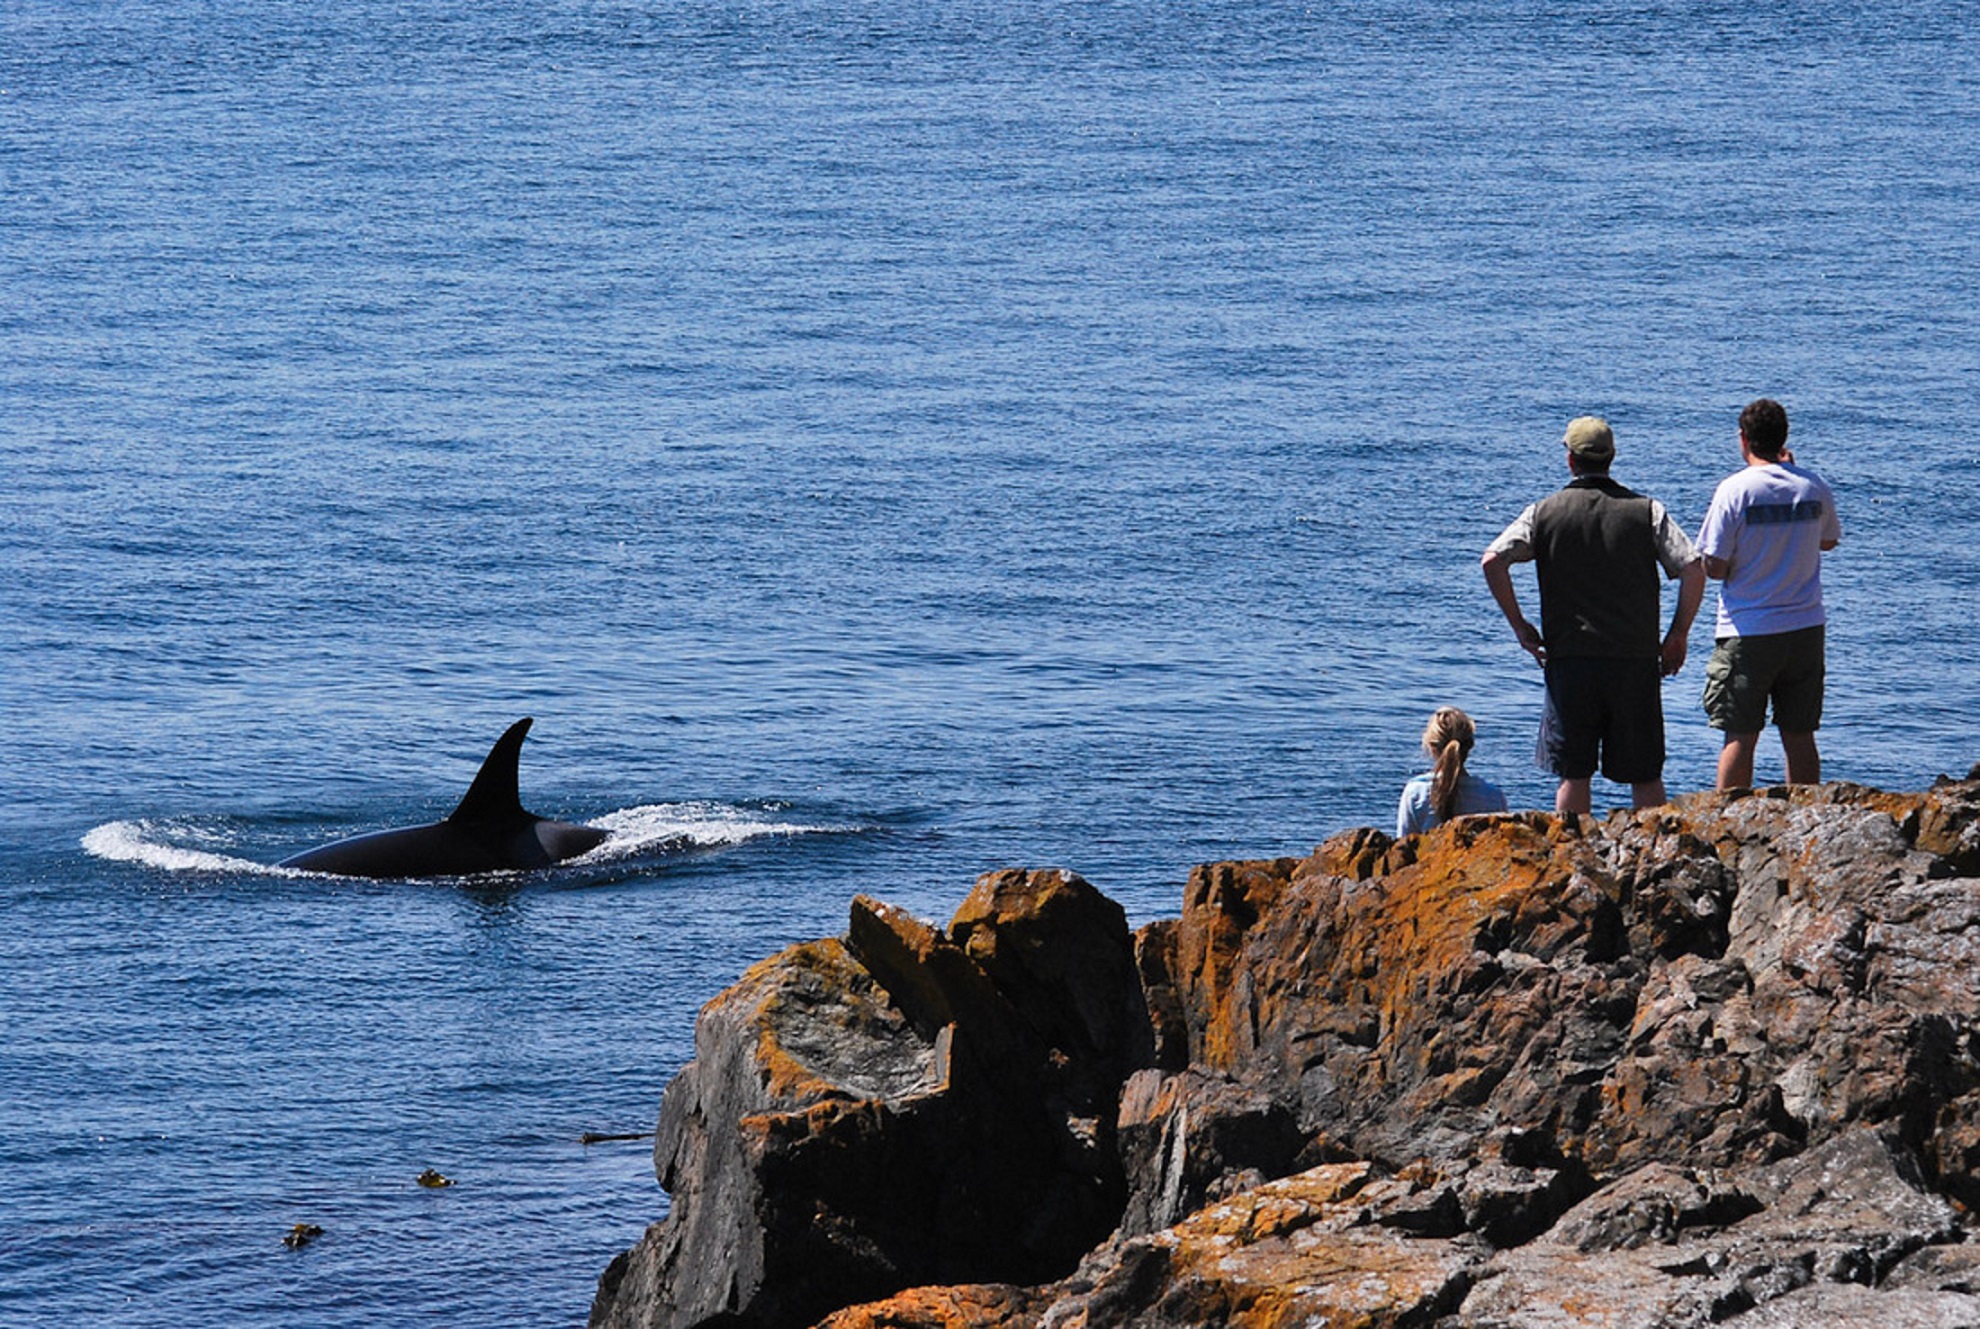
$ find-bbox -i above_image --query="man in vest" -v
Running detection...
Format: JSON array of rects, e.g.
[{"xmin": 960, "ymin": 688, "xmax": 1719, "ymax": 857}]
[
  {"xmin": 1696, "ymin": 398, "xmax": 1842, "ymax": 789},
  {"xmin": 1481, "ymin": 417, "xmax": 1706, "ymax": 815}
]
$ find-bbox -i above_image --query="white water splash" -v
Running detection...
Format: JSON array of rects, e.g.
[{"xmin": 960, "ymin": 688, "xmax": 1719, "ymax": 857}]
[
  {"xmin": 80, "ymin": 821, "xmax": 282, "ymax": 875},
  {"xmin": 584, "ymin": 801, "xmax": 849, "ymax": 859}
]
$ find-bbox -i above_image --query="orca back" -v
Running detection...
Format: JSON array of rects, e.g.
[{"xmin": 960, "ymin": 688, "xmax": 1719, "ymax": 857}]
[{"xmin": 276, "ymin": 718, "xmax": 609, "ymax": 878}]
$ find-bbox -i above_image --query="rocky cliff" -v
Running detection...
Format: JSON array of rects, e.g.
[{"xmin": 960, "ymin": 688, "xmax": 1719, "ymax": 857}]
[{"xmin": 592, "ymin": 770, "xmax": 1980, "ymax": 1328}]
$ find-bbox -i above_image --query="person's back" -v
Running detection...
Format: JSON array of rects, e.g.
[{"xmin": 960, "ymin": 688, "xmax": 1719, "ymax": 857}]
[
  {"xmin": 1696, "ymin": 398, "xmax": 1842, "ymax": 789},
  {"xmin": 1528, "ymin": 476, "xmax": 1665, "ymax": 659},
  {"xmin": 1397, "ymin": 770, "xmax": 1508, "ymax": 837},
  {"xmin": 1397, "ymin": 707, "xmax": 1507, "ymax": 837},
  {"xmin": 1699, "ymin": 460, "xmax": 1836, "ymax": 637},
  {"xmin": 1481, "ymin": 416, "xmax": 1703, "ymax": 815}
]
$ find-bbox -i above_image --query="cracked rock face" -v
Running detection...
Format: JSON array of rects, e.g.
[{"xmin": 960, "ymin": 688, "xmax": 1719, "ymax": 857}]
[
  {"xmin": 590, "ymin": 869, "xmax": 1149, "ymax": 1329},
  {"xmin": 1462, "ymin": 1129, "xmax": 1964, "ymax": 1328},
  {"xmin": 1144, "ymin": 779, "xmax": 1980, "ymax": 1192},
  {"xmin": 595, "ymin": 771, "xmax": 1980, "ymax": 1328}
]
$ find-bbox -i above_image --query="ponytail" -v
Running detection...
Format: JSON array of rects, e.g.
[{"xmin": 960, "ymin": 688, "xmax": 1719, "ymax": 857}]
[{"xmin": 1422, "ymin": 708, "xmax": 1477, "ymax": 823}]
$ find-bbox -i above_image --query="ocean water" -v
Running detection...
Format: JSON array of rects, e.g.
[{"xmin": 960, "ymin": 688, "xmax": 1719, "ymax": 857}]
[{"xmin": 4, "ymin": 1, "xmax": 1977, "ymax": 1323}]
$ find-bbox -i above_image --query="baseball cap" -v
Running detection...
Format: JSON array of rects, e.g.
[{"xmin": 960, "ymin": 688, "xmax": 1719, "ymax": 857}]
[{"xmin": 1563, "ymin": 416, "xmax": 1615, "ymax": 461}]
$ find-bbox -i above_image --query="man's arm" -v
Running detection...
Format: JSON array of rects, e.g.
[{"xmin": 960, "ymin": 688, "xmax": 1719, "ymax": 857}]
[
  {"xmin": 1481, "ymin": 550, "xmax": 1546, "ymax": 665},
  {"xmin": 1661, "ymin": 558, "xmax": 1705, "ymax": 677},
  {"xmin": 1702, "ymin": 554, "xmax": 1731, "ymax": 580}
]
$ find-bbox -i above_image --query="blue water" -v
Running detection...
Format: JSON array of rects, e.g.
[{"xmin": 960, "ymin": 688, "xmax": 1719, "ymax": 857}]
[{"xmin": 5, "ymin": 1, "xmax": 1978, "ymax": 1324}]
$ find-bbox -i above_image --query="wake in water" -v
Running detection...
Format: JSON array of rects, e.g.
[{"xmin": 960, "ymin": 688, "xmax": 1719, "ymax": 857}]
[
  {"xmin": 82, "ymin": 803, "xmax": 852, "ymax": 879},
  {"xmin": 80, "ymin": 819, "xmax": 271, "ymax": 875},
  {"xmin": 588, "ymin": 801, "xmax": 843, "ymax": 854}
]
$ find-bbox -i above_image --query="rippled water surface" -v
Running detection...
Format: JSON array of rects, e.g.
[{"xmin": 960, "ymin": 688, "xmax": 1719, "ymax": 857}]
[{"xmin": 5, "ymin": 1, "xmax": 1978, "ymax": 1323}]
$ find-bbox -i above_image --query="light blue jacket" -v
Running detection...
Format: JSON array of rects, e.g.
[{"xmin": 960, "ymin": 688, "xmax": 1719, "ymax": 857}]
[{"xmin": 1397, "ymin": 771, "xmax": 1509, "ymax": 838}]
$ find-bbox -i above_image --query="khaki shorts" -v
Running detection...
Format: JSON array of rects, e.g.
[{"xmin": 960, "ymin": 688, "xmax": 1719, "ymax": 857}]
[{"xmin": 1702, "ymin": 625, "xmax": 1826, "ymax": 735}]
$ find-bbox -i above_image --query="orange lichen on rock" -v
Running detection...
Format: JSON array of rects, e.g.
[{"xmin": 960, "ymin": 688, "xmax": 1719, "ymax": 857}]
[
  {"xmin": 810, "ymin": 1283, "xmax": 1043, "ymax": 1329},
  {"xmin": 595, "ymin": 769, "xmax": 1980, "ymax": 1329},
  {"xmin": 1047, "ymin": 1163, "xmax": 1476, "ymax": 1329},
  {"xmin": 738, "ymin": 938, "xmax": 934, "ymax": 1107},
  {"xmin": 1168, "ymin": 813, "xmax": 1625, "ymax": 1143}
]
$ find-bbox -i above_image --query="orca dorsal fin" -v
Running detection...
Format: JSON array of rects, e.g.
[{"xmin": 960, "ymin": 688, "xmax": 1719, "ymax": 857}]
[{"xmin": 448, "ymin": 718, "xmax": 536, "ymax": 825}]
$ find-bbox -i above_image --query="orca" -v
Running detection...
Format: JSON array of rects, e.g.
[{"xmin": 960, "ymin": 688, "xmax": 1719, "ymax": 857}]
[{"xmin": 278, "ymin": 718, "xmax": 610, "ymax": 878}]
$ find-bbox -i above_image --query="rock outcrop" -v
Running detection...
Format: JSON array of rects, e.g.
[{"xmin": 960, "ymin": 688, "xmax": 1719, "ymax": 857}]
[
  {"xmin": 591, "ymin": 868, "xmax": 1150, "ymax": 1329},
  {"xmin": 593, "ymin": 770, "xmax": 1980, "ymax": 1328}
]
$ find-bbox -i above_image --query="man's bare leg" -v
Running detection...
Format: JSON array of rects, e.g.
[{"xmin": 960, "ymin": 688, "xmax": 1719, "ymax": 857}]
[
  {"xmin": 1557, "ymin": 778, "xmax": 1593, "ymax": 815},
  {"xmin": 1630, "ymin": 779, "xmax": 1668, "ymax": 810},
  {"xmin": 1717, "ymin": 732, "xmax": 1760, "ymax": 789},
  {"xmin": 1780, "ymin": 731, "xmax": 1821, "ymax": 785}
]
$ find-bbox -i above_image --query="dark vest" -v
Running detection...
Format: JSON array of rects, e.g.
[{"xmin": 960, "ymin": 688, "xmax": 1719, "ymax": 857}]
[{"xmin": 1530, "ymin": 476, "xmax": 1662, "ymax": 659}]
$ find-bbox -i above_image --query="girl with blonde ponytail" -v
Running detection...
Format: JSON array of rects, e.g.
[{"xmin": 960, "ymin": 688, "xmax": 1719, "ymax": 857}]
[{"xmin": 1396, "ymin": 706, "xmax": 1509, "ymax": 837}]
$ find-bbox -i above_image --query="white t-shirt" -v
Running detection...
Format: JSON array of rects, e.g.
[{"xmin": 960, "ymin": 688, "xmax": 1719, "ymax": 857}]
[{"xmin": 1695, "ymin": 462, "xmax": 1841, "ymax": 638}]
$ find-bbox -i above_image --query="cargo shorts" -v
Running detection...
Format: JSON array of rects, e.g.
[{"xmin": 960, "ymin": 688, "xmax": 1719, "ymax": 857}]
[{"xmin": 1702, "ymin": 624, "xmax": 1826, "ymax": 735}]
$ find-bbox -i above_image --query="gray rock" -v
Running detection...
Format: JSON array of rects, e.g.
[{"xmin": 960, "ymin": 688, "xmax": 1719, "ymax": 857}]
[
  {"xmin": 593, "ymin": 772, "xmax": 1980, "ymax": 1329},
  {"xmin": 590, "ymin": 870, "xmax": 1149, "ymax": 1329},
  {"xmin": 1460, "ymin": 1128, "xmax": 1963, "ymax": 1326},
  {"xmin": 1729, "ymin": 1282, "xmax": 1980, "ymax": 1328}
]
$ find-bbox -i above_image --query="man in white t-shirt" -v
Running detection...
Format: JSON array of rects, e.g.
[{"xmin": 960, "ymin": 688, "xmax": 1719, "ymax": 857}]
[{"xmin": 1695, "ymin": 399, "xmax": 1842, "ymax": 789}]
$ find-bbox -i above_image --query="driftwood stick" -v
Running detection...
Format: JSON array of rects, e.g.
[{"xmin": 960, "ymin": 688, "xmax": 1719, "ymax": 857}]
[{"xmin": 580, "ymin": 1129, "xmax": 656, "ymax": 1145}]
